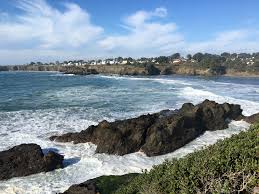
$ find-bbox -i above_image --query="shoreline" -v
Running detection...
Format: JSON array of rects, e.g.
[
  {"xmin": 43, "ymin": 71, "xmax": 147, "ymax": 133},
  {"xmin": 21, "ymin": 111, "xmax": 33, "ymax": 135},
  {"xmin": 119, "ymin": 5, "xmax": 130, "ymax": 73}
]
[
  {"xmin": 1, "ymin": 63, "xmax": 259, "ymax": 78},
  {"xmin": 2, "ymin": 70, "xmax": 259, "ymax": 78}
]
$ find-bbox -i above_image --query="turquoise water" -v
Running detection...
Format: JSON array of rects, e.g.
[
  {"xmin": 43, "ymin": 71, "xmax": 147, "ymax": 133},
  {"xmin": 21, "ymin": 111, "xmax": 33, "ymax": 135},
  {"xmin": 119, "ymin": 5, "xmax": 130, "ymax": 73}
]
[{"xmin": 0, "ymin": 72, "xmax": 259, "ymax": 193}]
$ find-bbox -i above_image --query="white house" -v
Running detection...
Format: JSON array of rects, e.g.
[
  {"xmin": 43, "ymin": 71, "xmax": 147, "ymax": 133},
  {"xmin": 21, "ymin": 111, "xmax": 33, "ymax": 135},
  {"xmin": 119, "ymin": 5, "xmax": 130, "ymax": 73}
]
[
  {"xmin": 172, "ymin": 59, "xmax": 181, "ymax": 64},
  {"xmin": 120, "ymin": 60, "xmax": 128, "ymax": 64},
  {"xmin": 110, "ymin": 60, "xmax": 115, "ymax": 64}
]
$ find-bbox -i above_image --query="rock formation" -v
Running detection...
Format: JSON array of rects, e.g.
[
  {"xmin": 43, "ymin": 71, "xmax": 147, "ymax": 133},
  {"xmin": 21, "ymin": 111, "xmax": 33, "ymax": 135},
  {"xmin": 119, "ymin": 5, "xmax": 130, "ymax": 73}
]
[
  {"xmin": 61, "ymin": 174, "xmax": 138, "ymax": 194},
  {"xmin": 0, "ymin": 144, "xmax": 64, "ymax": 180},
  {"xmin": 51, "ymin": 100, "xmax": 243, "ymax": 156},
  {"xmin": 244, "ymin": 113, "xmax": 259, "ymax": 124}
]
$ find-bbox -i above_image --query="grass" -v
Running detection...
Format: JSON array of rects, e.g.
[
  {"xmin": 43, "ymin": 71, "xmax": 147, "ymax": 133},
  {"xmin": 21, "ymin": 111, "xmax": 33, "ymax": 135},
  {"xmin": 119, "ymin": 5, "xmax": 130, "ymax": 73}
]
[{"xmin": 110, "ymin": 124, "xmax": 259, "ymax": 194}]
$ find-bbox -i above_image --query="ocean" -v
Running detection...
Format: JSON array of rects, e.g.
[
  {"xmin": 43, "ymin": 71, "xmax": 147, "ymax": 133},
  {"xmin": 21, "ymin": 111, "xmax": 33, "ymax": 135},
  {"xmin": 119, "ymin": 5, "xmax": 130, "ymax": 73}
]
[{"xmin": 0, "ymin": 71, "xmax": 259, "ymax": 193}]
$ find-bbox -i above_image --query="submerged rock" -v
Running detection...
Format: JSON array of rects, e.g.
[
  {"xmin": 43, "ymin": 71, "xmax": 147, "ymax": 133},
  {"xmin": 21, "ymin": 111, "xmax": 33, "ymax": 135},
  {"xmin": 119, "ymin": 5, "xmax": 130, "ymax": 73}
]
[
  {"xmin": 0, "ymin": 144, "xmax": 64, "ymax": 180},
  {"xmin": 51, "ymin": 100, "xmax": 243, "ymax": 156}
]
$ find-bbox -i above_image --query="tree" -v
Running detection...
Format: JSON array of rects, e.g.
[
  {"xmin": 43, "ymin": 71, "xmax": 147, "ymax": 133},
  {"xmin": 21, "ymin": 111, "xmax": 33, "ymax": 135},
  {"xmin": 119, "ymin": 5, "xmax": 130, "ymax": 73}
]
[
  {"xmin": 230, "ymin": 53, "xmax": 237, "ymax": 58},
  {"xmin": 221, "ymin": 52, "xmax": 230, "ymax": 58},
  {"xmin": 253, "ymin": 52, "xmax": 259, "ymax": 60},
  {"xmin": 127, "ymin": 57, "xmax": 133, "ymax": 62},
  {"xmin": 171, "ymin": 53, "xmax": 181, "ymax": 59},
  {"xmin": 156, "ymin": 56, "xmax": 169, "ymax": 63},
  {"xmin": 117, "ymin": 57, "xmax": 123, "ymax": 62},
  {"xmin": 193, "ymin": 53, "xmax": 204, "ymax": 62},
  {"xmin": 186, "ymin": 54, "xmax": 192, "ymax": 60},
  {"xmin": 238, "ymin": 53, "xmax": 251, "ymax": 59}
]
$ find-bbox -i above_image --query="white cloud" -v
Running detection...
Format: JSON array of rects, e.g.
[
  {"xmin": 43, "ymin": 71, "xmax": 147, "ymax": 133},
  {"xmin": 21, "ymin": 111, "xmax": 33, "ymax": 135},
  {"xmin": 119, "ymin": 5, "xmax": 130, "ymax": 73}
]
[
  {"xmin": 98, "ymin": 7, "xmax": 184, "ymax": 57},
  {"xmin": 186, "ymin": 29, "xmax": 259, "ymax": 54},
  {"xmin": 0, "ymin": 0, "xmax": 103, "ymax": 48},
  {"xmin": 0, "ymin": 1, "xmax": 259, "ymax": 65}
]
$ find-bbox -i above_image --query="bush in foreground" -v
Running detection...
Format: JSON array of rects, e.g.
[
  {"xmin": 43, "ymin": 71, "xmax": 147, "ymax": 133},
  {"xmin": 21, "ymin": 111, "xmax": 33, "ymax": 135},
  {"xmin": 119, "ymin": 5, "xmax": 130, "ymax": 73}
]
[{"xmin": 114, "ymin": 125, "xmax": 259, "ymax": 194}]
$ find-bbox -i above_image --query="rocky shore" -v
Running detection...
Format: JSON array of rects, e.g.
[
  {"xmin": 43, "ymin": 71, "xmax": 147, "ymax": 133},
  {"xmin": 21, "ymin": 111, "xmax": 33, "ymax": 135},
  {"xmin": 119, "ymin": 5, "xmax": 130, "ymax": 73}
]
[
  {"xmin": 2, "ymin": 63, "xmax": 259, "ymax": 77},
  {"xmin": 0, "ymin": 144, "xmax": 63, "ymax": 180},
  {"xmin": 1, "ymin": 100, "xmax": 258, "ymax": 193},
  {"xmin": 60, "ymin": 64, "xmax": 259, "ymax": 77},
  {"xmin": 60, "ymin": 119, "xmax": 259, "ymax": 194},
  {"xmin": 51, "ymin": 100, "xmax": 246, "ymax": 156}
]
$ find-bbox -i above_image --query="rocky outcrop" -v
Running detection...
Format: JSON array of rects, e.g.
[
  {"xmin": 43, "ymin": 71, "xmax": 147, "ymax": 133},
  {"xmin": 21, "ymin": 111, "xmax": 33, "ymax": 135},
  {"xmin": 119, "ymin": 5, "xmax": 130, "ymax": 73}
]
[
  {"xmin": 62, "ymin": 67, "xmax": 99, "ymax": 75},
  {"xmin": 51, "ymin": 100, "xmax": 243, "ymax": 156},
  {"xmin": 0, "ymin": 144, "xmax": 64, "ymax": 180},
  {"xmin": 61, "ymin": 173, "xmax": 138, "ymax": 194},
  {"xmin": 145, "ymin": 64, "xmax": 161, "ymax": 75},
  {"xmin": 244, "ymin": 113, "xmax": 259, "ymax": 124}
]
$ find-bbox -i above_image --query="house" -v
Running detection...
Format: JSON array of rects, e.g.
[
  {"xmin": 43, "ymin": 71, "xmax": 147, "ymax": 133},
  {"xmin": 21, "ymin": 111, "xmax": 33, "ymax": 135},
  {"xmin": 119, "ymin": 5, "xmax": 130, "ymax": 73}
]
[
  {"xmin": 106, "ymin": 59, "xmax": 115, "ymax": 64},
  {"xmin": 172, "ymin": 59, "xmax": 181, "ymax": 64},
  {"xmin": 247, "ymin": 61, "xmax": 254, "ymax": 65},
  {"xmin": 109, "ymin": 60, "xmax": 115, "ymax": 64},
  {"xmin": 120, "ymin": 60, "xmax": 128, "ymax": 64}
]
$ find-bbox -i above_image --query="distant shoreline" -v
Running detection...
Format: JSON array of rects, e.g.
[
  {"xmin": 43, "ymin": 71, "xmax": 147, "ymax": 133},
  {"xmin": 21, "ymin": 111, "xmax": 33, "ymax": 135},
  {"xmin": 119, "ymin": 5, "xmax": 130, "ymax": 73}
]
[{"xmin": 1, "ymin": 64, "xmax": 259, "ymax": 78}]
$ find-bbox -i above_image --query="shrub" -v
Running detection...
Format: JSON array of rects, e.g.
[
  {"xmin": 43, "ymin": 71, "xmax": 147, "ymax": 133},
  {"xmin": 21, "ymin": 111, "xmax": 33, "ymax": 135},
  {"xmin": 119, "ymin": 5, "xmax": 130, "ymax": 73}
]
[{"xmin": 115, "ymin": 125, "xmax": 259, "ymax": 194}]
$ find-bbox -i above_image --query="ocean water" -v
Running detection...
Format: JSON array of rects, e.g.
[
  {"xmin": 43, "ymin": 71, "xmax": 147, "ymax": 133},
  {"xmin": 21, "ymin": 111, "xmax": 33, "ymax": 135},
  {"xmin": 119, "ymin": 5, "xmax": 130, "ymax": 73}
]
[{"xmin": 0, "ymin": 71, "xmax": 259, "ymax": 194}]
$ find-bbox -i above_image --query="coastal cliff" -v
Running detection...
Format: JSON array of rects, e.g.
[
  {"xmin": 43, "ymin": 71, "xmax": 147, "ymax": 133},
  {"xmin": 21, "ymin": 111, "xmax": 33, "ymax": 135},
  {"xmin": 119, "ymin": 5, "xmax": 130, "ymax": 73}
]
[{"xmin": 1, "ymin": 63, "xmax": 259, "ymax": 77}]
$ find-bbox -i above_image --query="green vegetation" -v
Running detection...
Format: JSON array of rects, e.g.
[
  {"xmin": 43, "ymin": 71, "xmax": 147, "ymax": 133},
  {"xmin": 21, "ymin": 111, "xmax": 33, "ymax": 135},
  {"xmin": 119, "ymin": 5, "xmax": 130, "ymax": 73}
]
[
  {"xmin": 94, "ymin": 173, "xmax": 139, "ymax": 194},
  {"xmin": 112, "ymin": 125, "xmax": 259, "ymax": 194}
]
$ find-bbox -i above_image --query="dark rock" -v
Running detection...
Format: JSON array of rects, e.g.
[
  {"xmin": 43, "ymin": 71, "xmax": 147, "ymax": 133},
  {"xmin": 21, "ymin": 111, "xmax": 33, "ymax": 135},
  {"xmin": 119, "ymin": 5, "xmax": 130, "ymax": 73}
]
[
  {"xmin": 0, "ymin": 144, "xmax": 64, "ymax": 180},
  {"xmin": 61, "ymin": 173, "xmax": 139, "ymax": 194},
  {"xmin": 51, "ymin": 100, "xmax": 243, "ymax": 156},
  {"xmin": 145, "ymin": 64, "xmax": 161, "ymax": 75},
  {"xmin": 244, "ymin": 113, "xmax": 259, "ymax": 124},
  {"xmin": 63, "ymin": 67, "xmax": 99, "ymax": 75},
  {"xmin": 62, "ymin": 180, "xmax": 97, "ymax": 194}
]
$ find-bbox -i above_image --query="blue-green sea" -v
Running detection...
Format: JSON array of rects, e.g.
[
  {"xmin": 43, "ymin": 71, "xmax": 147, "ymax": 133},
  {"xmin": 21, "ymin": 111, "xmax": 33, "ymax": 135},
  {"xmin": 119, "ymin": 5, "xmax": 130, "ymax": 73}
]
[{"xmin": 0, "ymin": 71, "xmax": 259, "ymax": 193}]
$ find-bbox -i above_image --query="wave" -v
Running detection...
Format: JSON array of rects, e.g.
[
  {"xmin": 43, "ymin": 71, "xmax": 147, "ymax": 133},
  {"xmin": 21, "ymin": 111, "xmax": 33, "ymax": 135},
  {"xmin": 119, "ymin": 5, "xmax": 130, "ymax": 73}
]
[
  {"xmin": 99, "ymin": 75, "xmax": 193, "ymax": 86},
  {"xmin": 0, "ymin": 119, "xmax": 250, "ymax": 194},
  {"xmin": 179, "ymin": 87, "xmax": 259, "ymax": 116},
  {"xmin": 50, "ymin": 73, "xmax": 75, "ymax": 76},
  {"xmin": 0, "ymin": 74, "xmax": 258, "ymax": 193}
]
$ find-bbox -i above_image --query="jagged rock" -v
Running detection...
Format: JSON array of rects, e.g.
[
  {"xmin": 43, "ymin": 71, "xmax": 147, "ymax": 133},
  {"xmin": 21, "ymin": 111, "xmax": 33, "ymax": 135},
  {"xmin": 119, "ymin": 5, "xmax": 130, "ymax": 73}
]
[
  {"xmin": 144, "ymin": 64, "xmax": 161, "ymax": 75},
  {"xmin": 244, "ymin": 113, "xmax": 259, "ymax": 124},
  {"xmin": 61, "ymin": 174, "xmax": 138, "ymax": 194},
  {"xmin": 62, "ymin": 180, "xmax": 97, "ymax": 194},
  {"xmin": 51, "ymin": 100, "xmax": 243, "ymax": 156},
  {"xmin": 0, "ymin": 144, "xmax": 64, "ymax": 180}
]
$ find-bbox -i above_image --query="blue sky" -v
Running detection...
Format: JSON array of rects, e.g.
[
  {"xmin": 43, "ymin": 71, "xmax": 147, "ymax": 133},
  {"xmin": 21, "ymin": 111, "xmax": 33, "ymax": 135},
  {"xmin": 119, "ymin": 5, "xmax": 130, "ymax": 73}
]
[{"xmin": 0, "ymin": 0, "xmax": 259, "ymax": 65}]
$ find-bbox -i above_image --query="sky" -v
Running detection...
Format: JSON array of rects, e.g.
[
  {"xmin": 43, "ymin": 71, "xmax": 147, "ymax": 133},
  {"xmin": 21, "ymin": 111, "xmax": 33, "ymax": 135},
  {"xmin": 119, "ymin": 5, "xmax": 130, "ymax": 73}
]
[{"xmin": 0, "ymin": 0, "xmax": 259, "ymax": 65}]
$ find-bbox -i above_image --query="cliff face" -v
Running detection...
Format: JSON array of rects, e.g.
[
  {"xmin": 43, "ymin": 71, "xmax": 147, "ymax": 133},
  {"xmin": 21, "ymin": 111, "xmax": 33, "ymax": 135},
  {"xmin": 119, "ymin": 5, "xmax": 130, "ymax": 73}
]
[
  {"xmin": 61, "ymin": 64, "xmax": 215, "ymax": 76},
  {"xmin": 1, "ymin": 63, "xmax": 259, "ymax": 77},
  {"xmin": 0, "ymin": 65, "xmax": 64, "ymax": 72}
]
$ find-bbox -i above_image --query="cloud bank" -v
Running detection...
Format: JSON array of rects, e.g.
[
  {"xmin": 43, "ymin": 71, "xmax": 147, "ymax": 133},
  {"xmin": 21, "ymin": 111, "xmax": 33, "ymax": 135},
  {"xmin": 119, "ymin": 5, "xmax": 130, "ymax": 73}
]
[{"xmin": 0, "ymin": 0, "xmax": 258, "ymax": 64}]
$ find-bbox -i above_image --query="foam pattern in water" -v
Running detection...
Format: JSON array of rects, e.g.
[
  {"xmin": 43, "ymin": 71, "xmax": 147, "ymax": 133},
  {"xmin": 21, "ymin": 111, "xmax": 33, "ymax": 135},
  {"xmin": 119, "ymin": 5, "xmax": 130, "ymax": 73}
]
[{"xmin": 0, "ymin": 72, "xmax": 259, "ymax": 193}]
